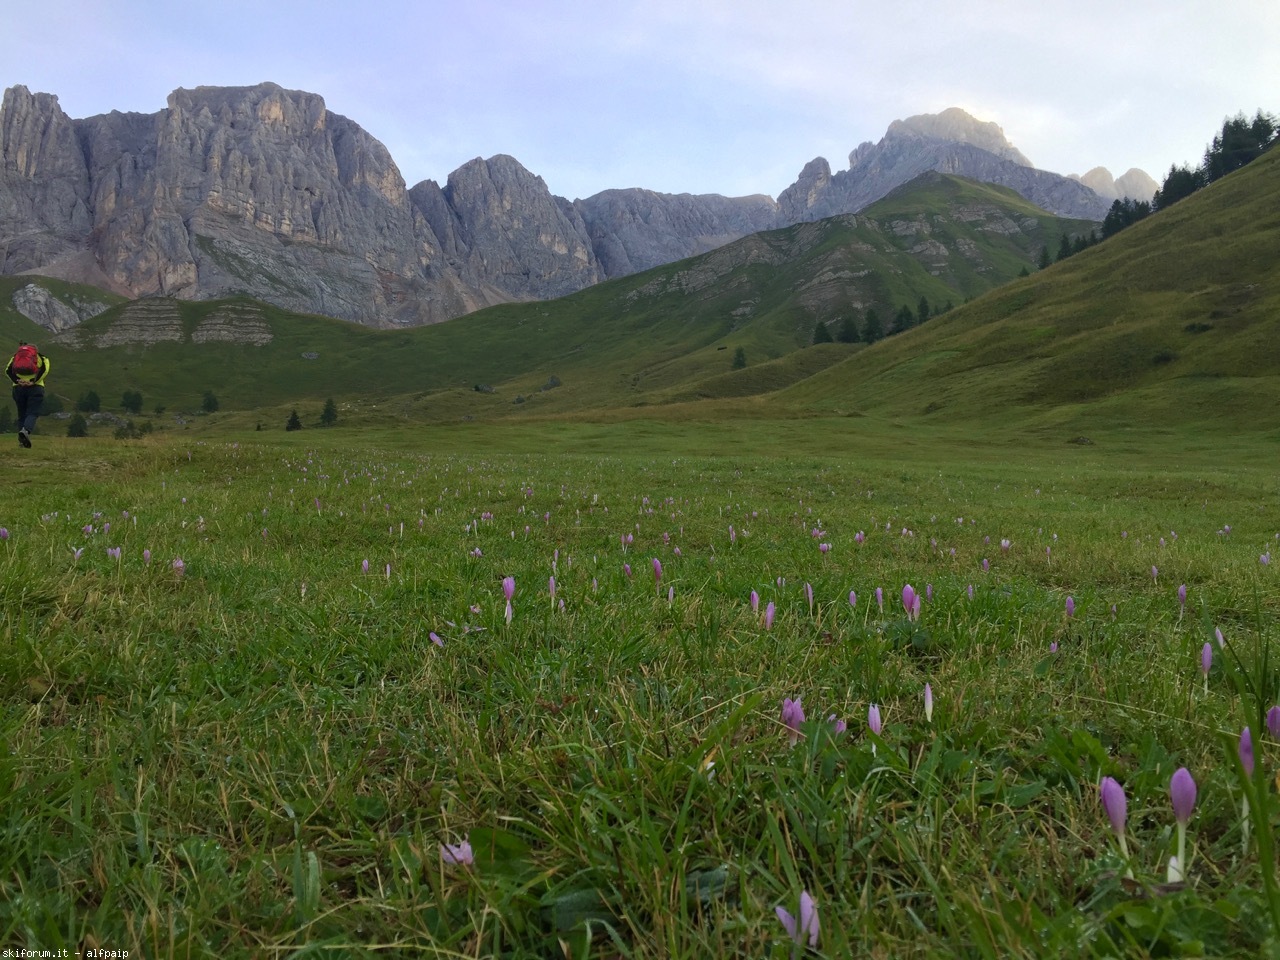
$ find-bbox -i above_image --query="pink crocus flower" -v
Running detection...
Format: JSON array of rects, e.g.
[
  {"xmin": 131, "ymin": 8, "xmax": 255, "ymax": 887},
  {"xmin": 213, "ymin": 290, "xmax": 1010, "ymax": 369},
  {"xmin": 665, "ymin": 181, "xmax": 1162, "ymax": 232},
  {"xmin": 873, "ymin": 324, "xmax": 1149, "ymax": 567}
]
[
  {"xmin": 429, "ymin": 631, "xmax": 444, "ymax": 647},
  {"xmin": 924, "ymin": 683, "xmax": 934, "ymax": 723},
  {"xmin": 781, "ymin": 697, "xmax": 805, "ymax": 747},
  {"xmin": 828, "ymin": 714, "xmax": 847, "ymax": 735},
  {"xmin": 652, "ymin": 557, "xmax": 662, "ymax": 588},
  {"xmin": 875, "ymin": 587, "xmax": 884, "ymax": 612},
  {"xmin": 804, "ymin": 582, "xmax": 814, "ymax": 614},
  {"xmin": 764, "ymin": 601, "xmax": 776, "ymax": 630},
  {"xmin": 775, "ymin": 890, "xmax": 819, "ymax": 949},
  {"xmin": 750, "ymin": 589, "xmax": 760, "ymax": 613},
  {"xmin": 503, "ymin": 576, "xmax": 515, "ymax": 624},
  {"xmin": 902, "ymin": 584, "xmax": 920, "ymax": 621},
  {"xmin": 868, "ymin": 704, "xmax": 882, "ymax": 736},
  {"xmin": 848, "ymin": 590, "xmax": 856, "ymax": 608},
  {"xmin": 440, "ymin": 840, "xmax": 473, "ymax": 867},
  {"xmin": 1201, "ymin": 643, "xmax": 1212, "ymax": 692},
  {"xmin": 1169, "ymin": 766, "xmax": 1197, "ymax": 881},
  {"xmin": 1100, "ymin": 776, "xmax": 1132, "ymax": 876}
]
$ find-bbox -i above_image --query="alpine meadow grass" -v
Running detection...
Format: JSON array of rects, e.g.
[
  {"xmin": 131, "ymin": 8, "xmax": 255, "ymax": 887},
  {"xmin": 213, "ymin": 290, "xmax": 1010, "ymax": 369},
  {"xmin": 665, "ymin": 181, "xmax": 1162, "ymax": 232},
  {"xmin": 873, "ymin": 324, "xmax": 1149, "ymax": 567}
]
[{"xmin": 3, "ymin": 427, "xmax": 1280, "ymax": 958}]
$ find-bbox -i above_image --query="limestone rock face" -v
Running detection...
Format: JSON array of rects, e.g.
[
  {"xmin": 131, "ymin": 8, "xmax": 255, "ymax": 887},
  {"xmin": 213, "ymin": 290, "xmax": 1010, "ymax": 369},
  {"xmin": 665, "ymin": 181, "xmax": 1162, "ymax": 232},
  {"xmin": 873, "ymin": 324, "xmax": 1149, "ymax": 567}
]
[
  {"xmin": 10, "ymin": 282, "xmax": 111, "ymax": 332},
  {"xmin": 1069, "ymin": 166, "xmax": 1157, "ymax": 203},
  {"xmin": 0, "ymin": 83, "xmax": 609, "ymax": 326},
  {"xmin": 888, "ymin": 108, "xmax": 1033, "ymax": 167},
  {"xmin": 0, "ymin": 86, "xmax": 93, "ymax": 273},
  {"xmin": 432, "ymin": 154, "xmax": 603, "ymax": 299},
  {"xmin": 574, "ymin": 189, "xmax": 780, "ymax": 277},
  {"xmin": 1115, "ymin": 168, "xmax": 1158, "ymax": 203}
]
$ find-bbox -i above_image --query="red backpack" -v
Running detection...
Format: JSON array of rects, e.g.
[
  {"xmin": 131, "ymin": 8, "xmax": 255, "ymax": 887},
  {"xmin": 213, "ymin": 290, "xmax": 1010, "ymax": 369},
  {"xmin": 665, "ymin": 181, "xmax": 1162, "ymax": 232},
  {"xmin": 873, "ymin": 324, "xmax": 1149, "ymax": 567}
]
[{"xmin": 12, "ymin": 344, "xmax": 39, "ymax": 377}]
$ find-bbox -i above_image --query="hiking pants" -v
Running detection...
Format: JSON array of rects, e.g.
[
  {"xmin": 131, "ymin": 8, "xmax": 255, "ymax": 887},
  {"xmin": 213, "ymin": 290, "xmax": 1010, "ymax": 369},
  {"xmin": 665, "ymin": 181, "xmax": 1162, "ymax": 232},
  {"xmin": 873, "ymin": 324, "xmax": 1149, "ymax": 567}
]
[{"xmin": 13, "ymin": 385, "xmax": 44, "ymax": 433}]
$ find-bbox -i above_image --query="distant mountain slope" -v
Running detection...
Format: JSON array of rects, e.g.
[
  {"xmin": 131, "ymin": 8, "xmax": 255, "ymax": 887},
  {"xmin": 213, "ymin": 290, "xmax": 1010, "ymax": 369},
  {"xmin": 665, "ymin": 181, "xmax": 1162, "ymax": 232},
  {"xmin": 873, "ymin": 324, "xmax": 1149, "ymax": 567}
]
[
  {"xmin": 778, "ymin": 143, "xmax": 1280, "ymax": 434},
  {"xmin": 1, "ymin": 172, "xmax": 1095, "ymax": 416},
  {"xmin": 1, "ymin": 85, "xmax": 1119, "ymax": 329}
]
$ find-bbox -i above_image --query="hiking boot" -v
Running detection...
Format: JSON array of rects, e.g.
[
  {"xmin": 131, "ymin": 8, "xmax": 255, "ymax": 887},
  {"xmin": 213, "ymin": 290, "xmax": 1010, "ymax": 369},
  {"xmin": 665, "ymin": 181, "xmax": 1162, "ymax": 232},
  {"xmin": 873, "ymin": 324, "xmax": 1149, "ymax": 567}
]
[{"xmin": 18, "ymin": 429, "xmax": 31, "ymax": 448}]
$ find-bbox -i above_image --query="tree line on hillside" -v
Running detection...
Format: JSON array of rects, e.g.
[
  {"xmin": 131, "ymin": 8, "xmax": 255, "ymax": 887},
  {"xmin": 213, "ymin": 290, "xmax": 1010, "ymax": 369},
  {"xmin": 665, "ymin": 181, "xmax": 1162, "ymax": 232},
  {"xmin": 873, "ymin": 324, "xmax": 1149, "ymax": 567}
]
[
  {"xmin": 1101, "ymin": 110, "xmax": 1276, "ymax": 241},
  {"xmin": 807, "ymin": 296, "xmax": 955, "ymax": 348}
]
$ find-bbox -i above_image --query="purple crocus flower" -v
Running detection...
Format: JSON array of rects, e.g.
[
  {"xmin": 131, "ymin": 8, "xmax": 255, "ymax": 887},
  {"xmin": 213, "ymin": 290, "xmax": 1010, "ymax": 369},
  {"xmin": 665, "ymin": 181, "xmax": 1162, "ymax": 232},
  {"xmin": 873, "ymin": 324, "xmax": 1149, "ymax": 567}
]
[
  {"xmin": 924, "ymin": 683, "xmax": 934, "ymax": 724},
  {"xmin": 902, "ymin": 584, "xmax": 918, "ymax": 619},
  {"xmin": 440, "ymin": 839, "xmax": 473, "ymax": 867},
  {"xmin": 967, "ymin": 584, "xmax": 974, "ymax": 600},
  {"xmin": 1151, "ymin": 565, "xmax": 1158, "ymax": 582},
  {"xmin": 624, "ymin": 563, "xmax": 632, "ymax": 579},
  {"xmin": 549, "ymin": 576, "xmax": 556, "ymax": 602},
  {"xmin": 781, "ymin": 697, "xmax": 805, "ymax": 747},
  {"xmin": 0, "ymin": 527, "xmax": 8, "ymax": 541},
  {"xmin": 503, "ymin": 575, "xmax": 515, "ymax": 624},
  {"xmin": 362, "ymin": 558, "xmax": 370, "ymax": 574},
  {"xmin": 875, "ymin": 587, "xmax": 884, "ymax": 612},
  {"xmin": 868, "ymin": 703, "xmax": 882, "ymax": 736},
  {"xmin": 172, "ymin": 557, "xmax": 185, "ymax": 577},
  {"xmin": 804, "ymin": 582, "xmax": 814, "ymax": 613},
  {"xmin": 848, "ymin": 590, "xmax": 856, "ymax": 608},
  {"xmin": 652, "ymin": 557, "xmax": 662, "ymax": 587},
  {"xmin": 429, "ymin": 631, "xmax": 444, "ymax": 647},
  {"xmin": 1169, "ymin": 766, "xmax": 1197, "ymax": 881},
  {"xmin": 775, "ymin": 890, "xmax": 819, "ymax": 949},
  {"xmin": 1268, "ymin": 706, "xmax": 1280, "ymax": 739},
  {"xmin": 1240, "ymin": 727, "xmax": 1255, "ymax": 777},
  {"xmin": 750, "ymin": 589, "xmax": 760, "ymax": 613},
  {"xmin": 1100, "ymin": 777, "xmax": 1127, "ymax": 835},
  {"xmin": 981, "ymin": 558, "xmax": 989, "ymax": 572},
  {"xmin": 764, "ymin": 601, "xmax": 776, "ymax": 631},
  {"xmin": 1201, "ymin": 643, "xmax": 1212, "ymax": 692},
  {"xmin": 925, "ymin": 584, "xmax": 933, "ymax": 602},
  {"xmin": 828, "ymin": 714, "xmax": 847, "ymax": 735},
  {"xmin": 143, "ymin": 549, "xmax": 151, "ymax": 565},
  {"xmin": 1099, "ymin": 776, "xmax": 1131, "ymax": 872},
  {"xmin": 1065, "ymin": 596, "xmax": 1075, "ymax": 618},
  {"xmin": 1170, "ymin": 767, "xmax": 1196, "ymax": 825},
  {"xmin": 855, "ymin": 531, "xmax": 865, "ymax": 544}
]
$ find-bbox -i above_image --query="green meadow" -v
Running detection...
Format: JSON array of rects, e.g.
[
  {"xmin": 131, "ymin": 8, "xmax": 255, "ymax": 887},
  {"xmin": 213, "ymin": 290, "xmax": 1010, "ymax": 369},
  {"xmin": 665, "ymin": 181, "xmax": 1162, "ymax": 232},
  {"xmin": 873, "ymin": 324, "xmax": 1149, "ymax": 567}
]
[{"xmin": 3, "ymin": 423, "xmax": 1280, "ymax": 958}]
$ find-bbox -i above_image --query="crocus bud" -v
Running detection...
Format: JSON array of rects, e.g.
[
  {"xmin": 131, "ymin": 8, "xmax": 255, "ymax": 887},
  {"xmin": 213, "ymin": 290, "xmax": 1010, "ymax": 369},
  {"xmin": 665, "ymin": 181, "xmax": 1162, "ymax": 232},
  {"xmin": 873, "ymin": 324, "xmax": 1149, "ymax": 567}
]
[
  {"xmin": 924, "ymin": 683, "xmax": 933, "ymax": 724},
  {"xmin": 1065, "ymin": 596, "xmax": 1075, "ymax": 618},
  {"xmin": 1240, "ymin": 727, "xmax": 1255, "ymax": 777},
  {"xmin": 868, "ymin": 704, "xmax": 882, "ymax": 736},
  {"xmin": 1170, "ymin": 767, "xmax": 1196, "ymax": 825},
  {"xmin": 1100, "ymin": 776, "xmax": 1127, "ymax": 837},
  {"xmin": 1268, "ymin": 706, "xmax": 1280, "ymax": 739},
  {"xmin": 750, "ymin": 589, "xmax": 759, "ymax": 613},
  {"xmin": 764, "ymin": 601, "xmax": 776, "ymax": 630}
]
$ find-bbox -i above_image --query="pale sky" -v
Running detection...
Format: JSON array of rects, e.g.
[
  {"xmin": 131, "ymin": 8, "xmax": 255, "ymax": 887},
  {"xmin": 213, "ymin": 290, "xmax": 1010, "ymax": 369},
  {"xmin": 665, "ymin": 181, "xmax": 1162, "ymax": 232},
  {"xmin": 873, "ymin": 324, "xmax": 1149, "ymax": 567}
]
[{"xmin": 4, "ymin": 0, "xmax": 1277, "ymax": 201}]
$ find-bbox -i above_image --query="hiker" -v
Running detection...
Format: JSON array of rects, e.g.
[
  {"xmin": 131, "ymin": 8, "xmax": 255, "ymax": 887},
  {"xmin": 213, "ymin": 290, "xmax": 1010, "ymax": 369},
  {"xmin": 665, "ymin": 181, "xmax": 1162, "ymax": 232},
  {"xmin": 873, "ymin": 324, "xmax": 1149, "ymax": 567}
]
[{"xmin": 6, "ymin": 342, "xmax": 51, "ymax": 448}]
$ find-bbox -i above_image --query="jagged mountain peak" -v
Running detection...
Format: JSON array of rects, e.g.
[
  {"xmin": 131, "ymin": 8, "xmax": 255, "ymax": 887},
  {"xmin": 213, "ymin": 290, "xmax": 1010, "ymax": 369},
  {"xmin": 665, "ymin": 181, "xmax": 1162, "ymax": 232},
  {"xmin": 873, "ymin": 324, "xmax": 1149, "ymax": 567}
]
[{"xmin": 882, "ymin": 107, "xmax": 1033, "ymax": 167}]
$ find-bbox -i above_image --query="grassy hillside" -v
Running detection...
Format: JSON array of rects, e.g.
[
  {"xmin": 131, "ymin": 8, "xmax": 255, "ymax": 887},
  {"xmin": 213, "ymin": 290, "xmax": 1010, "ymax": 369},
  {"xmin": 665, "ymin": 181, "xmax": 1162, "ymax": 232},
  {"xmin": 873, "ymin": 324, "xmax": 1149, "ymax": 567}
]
[
  {"xmin": 778, "ymin": 145, "xmax": 1280, "ymax": 439},
  {"xmin": 0, "ymin": 174, "xmax": 1091, "ymax": 420}
]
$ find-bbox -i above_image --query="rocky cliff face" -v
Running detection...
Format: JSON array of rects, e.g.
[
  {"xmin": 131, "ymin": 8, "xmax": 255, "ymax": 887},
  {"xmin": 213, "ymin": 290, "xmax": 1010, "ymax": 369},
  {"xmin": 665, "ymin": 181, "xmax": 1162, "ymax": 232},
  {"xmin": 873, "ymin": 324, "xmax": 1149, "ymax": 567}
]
[
  {"xmin": 2, "ymin": 88, "xmax": 1127, "ymax": 327},
  {"xmin": 573, "ymin": 189, "xmax": 780, "ymax": 276},
  {"xmin": 0, "ymin": 84, "xmax": 609, "ymax": 326}
]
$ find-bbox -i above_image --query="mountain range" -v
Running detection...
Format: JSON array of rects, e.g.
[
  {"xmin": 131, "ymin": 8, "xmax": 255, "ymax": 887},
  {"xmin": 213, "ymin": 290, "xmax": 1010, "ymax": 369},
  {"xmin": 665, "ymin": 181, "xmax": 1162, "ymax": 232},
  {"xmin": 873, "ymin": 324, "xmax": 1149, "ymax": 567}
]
[{"xmin": 0, "ymin": 83, "xmax": 1152, "ymax": 328}]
